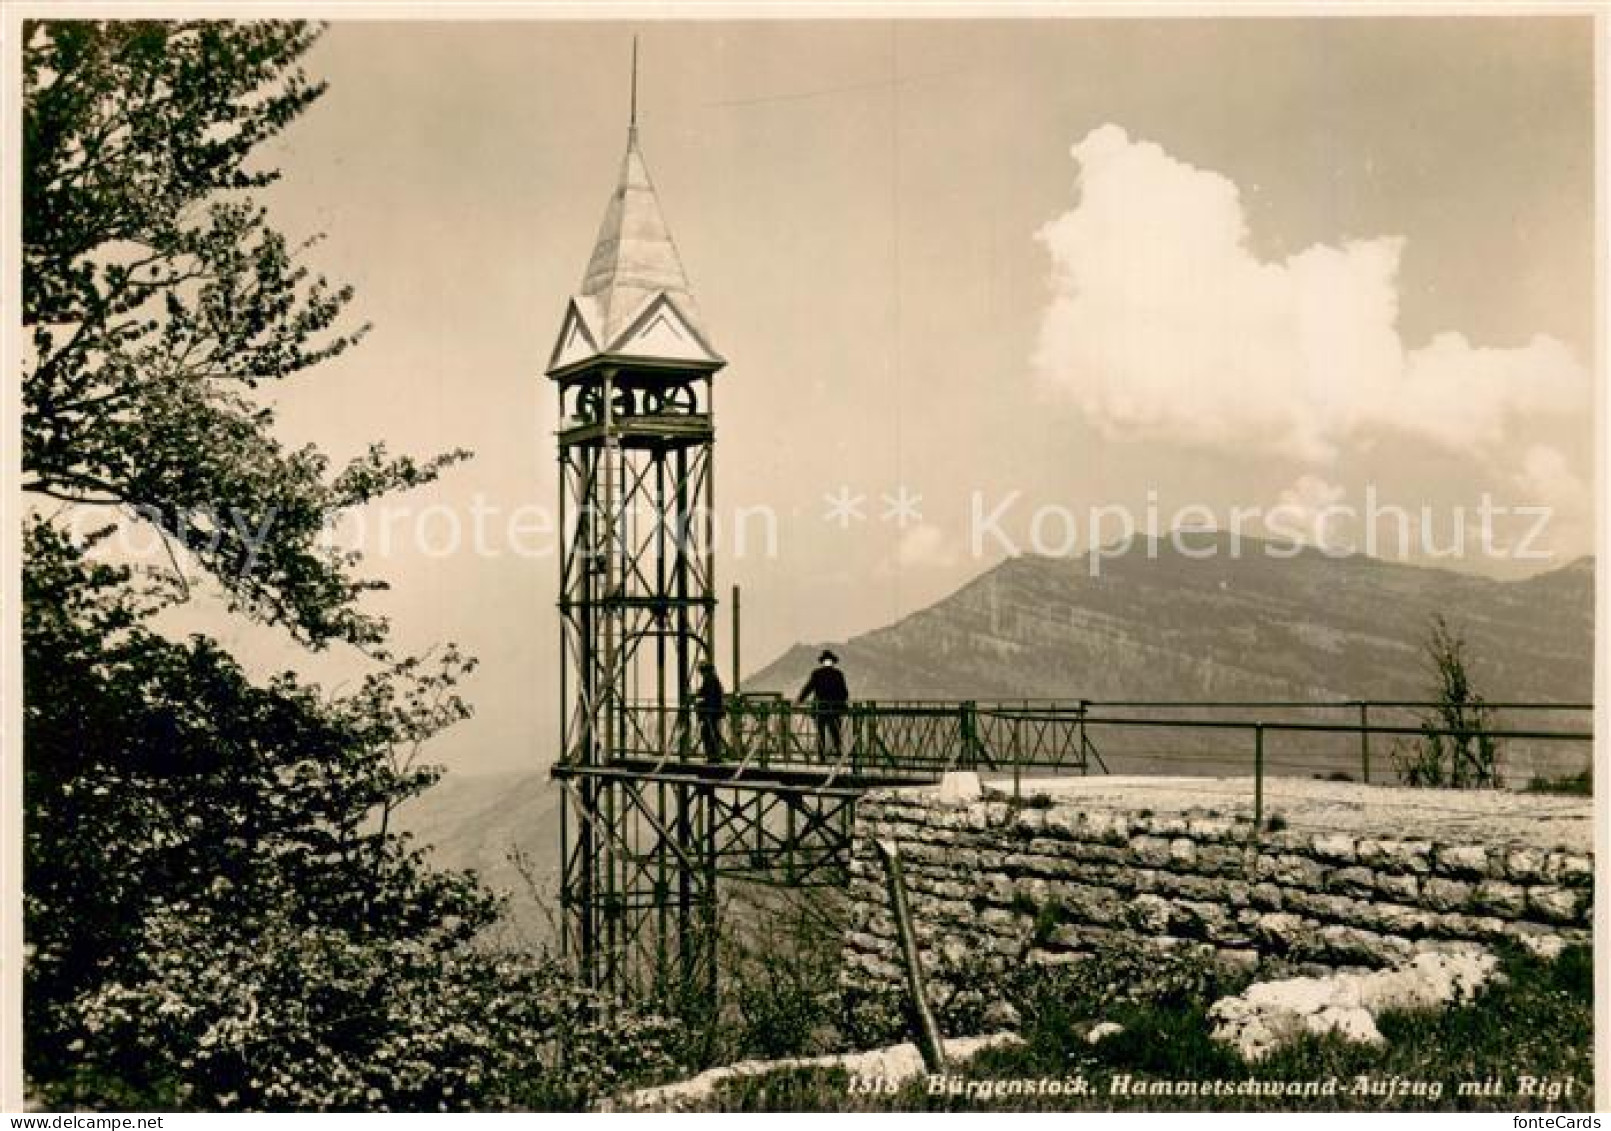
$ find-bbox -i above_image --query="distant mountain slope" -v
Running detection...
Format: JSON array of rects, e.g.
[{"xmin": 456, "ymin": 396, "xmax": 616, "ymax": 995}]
[
  {"xmin": 746, "ymin": 539, "xmax": 1594, "ymax": 705},
  {"xmin": 745, "ymin": 539, "xmax": 1593, "ymax": 782},
  {"xmin": 391, "ymin": 770, "xmax": 562, "ymax": 950}
]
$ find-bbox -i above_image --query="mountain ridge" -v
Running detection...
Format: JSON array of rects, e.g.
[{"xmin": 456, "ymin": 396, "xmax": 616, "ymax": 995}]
[{"xmin": 744, "ymin": 540, "xmax": 1594, "ymax": 705}]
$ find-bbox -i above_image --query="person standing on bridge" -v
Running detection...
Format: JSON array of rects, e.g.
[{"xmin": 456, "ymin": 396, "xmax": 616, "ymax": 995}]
[
  {"xmin": 696, "ymin": 660, "xmax": 725, "ymax": 759},
  {"xmin": 798, "ymin": 649, "xmax": 851, "ymax": 758}
]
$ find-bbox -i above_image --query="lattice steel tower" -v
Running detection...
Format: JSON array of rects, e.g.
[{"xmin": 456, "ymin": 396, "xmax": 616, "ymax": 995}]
[{"xmin": 548, "ymin": 74, "xmax": 725, "ymax": 996}]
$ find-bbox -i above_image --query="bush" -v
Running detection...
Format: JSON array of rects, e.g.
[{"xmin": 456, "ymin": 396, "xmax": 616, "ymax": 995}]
[
  {"xmin": 1395, "ymin": 614, "xmax": 1502, "ymax": 788},
  {"xmin": 35, "ymin": 888, "xmax": 682, "ymax": 1111},
  {"xmin": 1526, "ymin": 769, "xmax": 1592, "ymax": 796},
  {"xmin": 718, "ymin": 885, "xmax": 849, "ymax": 1063}
]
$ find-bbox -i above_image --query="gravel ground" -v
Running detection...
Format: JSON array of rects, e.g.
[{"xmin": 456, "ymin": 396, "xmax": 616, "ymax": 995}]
[{"xmin": 970, "ymin": 775, "xmax": 1593, "ymax": 853}]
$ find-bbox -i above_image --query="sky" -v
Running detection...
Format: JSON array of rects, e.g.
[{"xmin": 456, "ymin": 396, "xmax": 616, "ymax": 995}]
[{"xmin": 152, "ymin": 16, "xmax": 1597, "ymax": 777}]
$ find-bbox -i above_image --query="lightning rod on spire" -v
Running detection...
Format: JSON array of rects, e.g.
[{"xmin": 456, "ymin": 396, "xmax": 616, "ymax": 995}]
[{"xmin": 630, "ymin": 36, "xmax": 639, "ymax": 132}]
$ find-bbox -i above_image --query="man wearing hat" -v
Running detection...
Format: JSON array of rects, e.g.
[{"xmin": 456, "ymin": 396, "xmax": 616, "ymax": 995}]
[
  {"xmin": 695, "ymin": 660, "xmax": 725, "ymax": 760},
  {"xmin": 797, "ymin": 649, "xmax": 851, "ymax": 758}
]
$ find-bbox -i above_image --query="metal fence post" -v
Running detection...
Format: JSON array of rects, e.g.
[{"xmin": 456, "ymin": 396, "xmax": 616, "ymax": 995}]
[
  {"xmin": 852, "ymin": 704, "xmax": 864, "ymax": 775},
  {"xmin": 960, "ymin": 700, "xmax": 978, "ymax": 771},
  {"xmin": 1358, "ymin": 701, "xmax": 1371, "ymax": 784},
  {"xmin": 1254, "ymin": 723, "xmax": 1265, "ymax": 831},
  {"xmin": 1077, "ymin": 699, "xmax": 1089, "ymax": 772},
  {"xmin": 873, "ymin": 838, "xmax": 947, "ymax": 1073}
]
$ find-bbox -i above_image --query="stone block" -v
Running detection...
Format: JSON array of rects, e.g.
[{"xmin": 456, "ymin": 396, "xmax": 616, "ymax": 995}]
[
  {"xmin": 1470, "ymin": 880, "xmax": 1527, "ymax": 918},
  {"xmin": 989, "ymin": 934, "xmax": 1024, "ymax": 957},
  {"xmin": 1328, "ymin": 866, "xmax": 1378, "ymax": 898},
  {"xmin": 1014, "ymin": 876, "xmax": 1051, "ymax": 905},
  {"xmin": 1375, "ymin": 871, "xmax": 1419, "ymax": 902},
  {"xmin": 1196, "ymin": 843, "xmax": 1252, "ymax": 877},
  {"xmin": 1058, "ymin": 883, "xmax": 1128, "ymax": 925},
  {"xmin": 1157, "ymin": 872, "xmax": 1247, "ymax": 907},
  {"xmin": 1256, "ymin": 854, "xmax": 1328, "ymax": 890},
  {"xmin": 1503, "ymin": 846, "xmax": 1548, "ymax": 884},
  {"xmin": 1079, "ymin": 810, "xmax": 1133, "ymax": 844},
  {"xmin": 1187, "ymin": 816, "xmax": 1239, "ymax": 840},
  {"xmin": 1042, "ymin": 923, "xmax": 1085, "ymax": 951},
  {"xmin": 1421, "ymin": 877, "xmax": 1474, "ymax": 913},
  {"xmin": 848, "ymin": 953, "xmax": 902, "ymax": 982},
  {"xmin": 1026, "ymin": 949, "xmax": 1087, "ymax": 968},
  {"xmin": 1302, "ymin": 892, "xmax": 1358, "ymax": 922},
  {"xmin": 1427, "ymin": 911, "xmax": 1473, "ymax": 939},
  {"xmin": 1368, "ymin": 903, "xmax": 1435, "ymax": 937},
  {"xmin": 979, "ymin": 908, "xmax": 1019, "ymax": 931},
  {"xmin": 1173, "ymin": 899, "xmax": 1234, "ymax": 942},
  {"xmin": 1547, "ymin": 853, "xmax": 1594, "ymax": 887},
  {"xmin": 1504, "ymin": 922, "xmax": 1570, "ymax": 959},
  {"xmin": 1250, "ymin": 882, "xmax": 1285, "ymax": 910},
  {"xmin": 1130, "ymin": 835, "xmax": 1173, "ymax": 868},
  {"xmin": 1146, "ymin": 814, "xmax": 1191, "ymax": 836},
  {"xmin": 1311, "ymin": 834, "xmax": 1357, "ymax": 864},
  {"xmin": 1358, "ymin": 839, "xmax": 1432, "ymax": 875},
  {"xmin": 1067, "ymin": 842, "xmax": 1128, "ymax": 866},
  {"xmin": 1526, "ymin": 886, "xmax": 1586, "ymax": 924},
  {"xmin": 1318, "ymin": 924, "xmax": 1413, "ymax": 967},
  {"xmin": 1002, "ymin": 852, "xmax": 1057, "ymax": 879},
  {"xmin": 1252, "ymin": 912, "xmax": 1309, "ymax": 952},
  {"xmin": 1434, "ymin": 843, "xmax": 1493, "ymax": 879}
]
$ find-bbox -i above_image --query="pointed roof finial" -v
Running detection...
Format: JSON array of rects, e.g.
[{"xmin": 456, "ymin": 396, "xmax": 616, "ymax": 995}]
[
  {"xmin": 629, "ymin": 35, "xmax": 639, "ymax": 134},
  {"xmin": 546, "ymin": 32, "xmax": 723, "ymax": 375}
]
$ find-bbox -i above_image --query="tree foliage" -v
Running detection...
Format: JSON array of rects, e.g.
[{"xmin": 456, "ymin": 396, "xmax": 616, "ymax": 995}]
[
  {"xmin": 20, "ymin": 21, "xmax": 683, "ymax": 1110},
  {"xmin": 1394, "ymin": 614, "xmax": 1502, "ymax": 789},
  {"xmin": 25, "ymin": 521, "xmax": 683, "ymax": 1109},
  {"xmin": 23, "ymin": 19, "xmax": 463, "ymax": 649},
  {"xmin": 25, "ymin": 522, "xmax": 480, "ymax": 1105}
]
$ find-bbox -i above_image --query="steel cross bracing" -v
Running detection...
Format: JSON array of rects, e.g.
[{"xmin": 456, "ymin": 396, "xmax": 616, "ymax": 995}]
[
  {"xmin": 551, "ymin": 696, "xmax": 1106, "ymax": 998},
  {"xmin": 553, "ymin": 761, "xmax": 864, "ymax": 997},
  {"xmin": 552, "ymin": 365, "xmax": 725, "ymax": 1000}
]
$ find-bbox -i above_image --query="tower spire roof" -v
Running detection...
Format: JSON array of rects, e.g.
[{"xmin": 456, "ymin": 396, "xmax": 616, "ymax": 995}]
[{"xmin": 548, "ymin": 45, "xmax": 722, "ymax": 376}]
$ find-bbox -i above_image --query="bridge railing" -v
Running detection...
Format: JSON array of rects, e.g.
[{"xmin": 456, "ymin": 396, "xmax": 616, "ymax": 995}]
[{"xmin": 600, "ymin": 697, "xmax": 1593, "ymax": 805}]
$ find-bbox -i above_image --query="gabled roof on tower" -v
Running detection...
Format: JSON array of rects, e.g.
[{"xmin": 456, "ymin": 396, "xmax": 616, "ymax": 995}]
[{"xmin": 548, "ymin": 128, "xmax": 724, "ymax": 376}]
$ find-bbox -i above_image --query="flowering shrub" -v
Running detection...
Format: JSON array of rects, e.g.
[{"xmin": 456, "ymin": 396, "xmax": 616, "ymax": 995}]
[
  {"xmin": 23, "ymin": 523, "xmax": 679, "ymax": 1111},
  {"xmin": 51, "ymin": 897, "xmax": 680, "ymax": 1110}
]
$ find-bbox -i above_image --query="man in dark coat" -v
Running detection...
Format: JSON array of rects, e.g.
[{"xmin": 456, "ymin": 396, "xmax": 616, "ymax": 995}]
[
  {"xmin": 695, "ymin": 660, "xmax": 725, "ymax": 760},
  {"xmin": 797, "ymin": 649, "xmax": 850, "ymax": 758}
]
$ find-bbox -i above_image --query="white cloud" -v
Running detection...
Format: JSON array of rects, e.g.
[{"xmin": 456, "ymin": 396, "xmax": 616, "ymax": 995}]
[
  {"xmin": 1512, "ymin": 444, "xmax": 1591, "ymax": 520},
  {"xmin": 1269, "ymin": 474, "xmax": 1349, "ymax": 548},
  {"xmin": 894, "ymin": 523, "xmax": 958, "ymax": 570},
  {"xmin": 1032, "ymin": 125, "xmax": 1588, "ymax": 467}
]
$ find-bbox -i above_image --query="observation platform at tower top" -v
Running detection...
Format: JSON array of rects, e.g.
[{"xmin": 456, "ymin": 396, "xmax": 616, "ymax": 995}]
[{"xmin": 551, "ymin": 696, "xmax": 1593, "ymax": 798}]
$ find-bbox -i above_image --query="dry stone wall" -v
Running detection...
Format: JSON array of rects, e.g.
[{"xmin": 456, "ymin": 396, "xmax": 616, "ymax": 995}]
[{"xmin": 841, "ymin": 779, "xmax": 1593, "ymax": 1004}]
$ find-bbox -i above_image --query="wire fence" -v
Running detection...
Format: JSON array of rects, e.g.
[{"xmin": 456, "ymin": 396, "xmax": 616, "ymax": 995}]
[{"xmin": 593, "ymin": 697, "xmax": 1593, "ymax": 822}]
